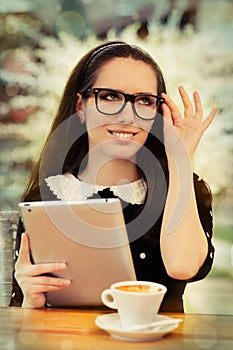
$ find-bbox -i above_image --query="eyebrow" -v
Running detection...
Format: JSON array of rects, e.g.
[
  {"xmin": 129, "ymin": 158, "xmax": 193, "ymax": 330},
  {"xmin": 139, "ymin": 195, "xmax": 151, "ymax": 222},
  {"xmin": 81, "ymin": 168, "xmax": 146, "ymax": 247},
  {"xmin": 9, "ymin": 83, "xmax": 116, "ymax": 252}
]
[
  {"xmin": 135, "ymin": 91, "xmax": 158, "ymax": 95},
  {"xmin": 99, "ymin": 88, "xmax": 158, "ymax": 95}
]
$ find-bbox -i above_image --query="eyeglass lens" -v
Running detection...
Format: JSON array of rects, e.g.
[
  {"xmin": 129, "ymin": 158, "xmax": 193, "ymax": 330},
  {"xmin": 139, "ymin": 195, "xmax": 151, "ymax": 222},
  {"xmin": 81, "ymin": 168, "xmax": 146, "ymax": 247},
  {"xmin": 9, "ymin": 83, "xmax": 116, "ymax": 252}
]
[{"xmin": 97, "ymin": 89, "xmax": 159, "ymax": 120}]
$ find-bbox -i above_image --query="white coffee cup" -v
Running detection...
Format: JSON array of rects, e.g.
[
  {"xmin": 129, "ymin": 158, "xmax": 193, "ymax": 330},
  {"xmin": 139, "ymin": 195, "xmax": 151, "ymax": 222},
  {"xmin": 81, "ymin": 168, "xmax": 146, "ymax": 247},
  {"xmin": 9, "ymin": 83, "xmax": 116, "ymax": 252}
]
[{"xmin": 101, "ymin": 281, "xmax": 167, "ymax": 329}]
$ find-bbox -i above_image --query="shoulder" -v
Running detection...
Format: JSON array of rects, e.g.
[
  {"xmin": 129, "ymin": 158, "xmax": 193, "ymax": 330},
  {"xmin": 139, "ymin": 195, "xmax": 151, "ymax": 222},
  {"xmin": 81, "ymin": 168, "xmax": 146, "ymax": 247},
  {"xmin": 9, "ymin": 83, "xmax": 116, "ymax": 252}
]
[{"xmin": 25, "ymin": 180, "xmax": 58, "ymax": 202}]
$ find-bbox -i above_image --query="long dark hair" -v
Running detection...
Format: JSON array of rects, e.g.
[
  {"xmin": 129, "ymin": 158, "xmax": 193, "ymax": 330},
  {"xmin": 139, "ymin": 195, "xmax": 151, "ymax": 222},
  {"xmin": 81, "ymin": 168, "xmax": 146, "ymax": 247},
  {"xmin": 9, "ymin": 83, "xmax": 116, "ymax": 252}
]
[{"xmin": 22, "ymin": 41, "xmax": 169, "ymax": 221}]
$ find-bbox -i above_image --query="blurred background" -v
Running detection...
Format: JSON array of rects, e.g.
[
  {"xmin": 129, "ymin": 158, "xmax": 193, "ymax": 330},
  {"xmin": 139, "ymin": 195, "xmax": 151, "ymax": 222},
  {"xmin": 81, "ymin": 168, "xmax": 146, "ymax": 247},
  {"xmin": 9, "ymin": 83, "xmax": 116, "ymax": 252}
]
[{"xmin": 0, "ymin": 0, "xmax": 232, "ymax": 314}]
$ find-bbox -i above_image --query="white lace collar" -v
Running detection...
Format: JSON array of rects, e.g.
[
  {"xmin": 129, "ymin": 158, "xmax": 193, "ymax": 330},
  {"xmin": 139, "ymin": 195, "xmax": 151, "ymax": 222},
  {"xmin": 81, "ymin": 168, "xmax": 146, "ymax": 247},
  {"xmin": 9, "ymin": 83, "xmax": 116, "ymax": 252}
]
[{"xmin": 45, "ymin": 173, "xmax": 147, "ymax": 205}]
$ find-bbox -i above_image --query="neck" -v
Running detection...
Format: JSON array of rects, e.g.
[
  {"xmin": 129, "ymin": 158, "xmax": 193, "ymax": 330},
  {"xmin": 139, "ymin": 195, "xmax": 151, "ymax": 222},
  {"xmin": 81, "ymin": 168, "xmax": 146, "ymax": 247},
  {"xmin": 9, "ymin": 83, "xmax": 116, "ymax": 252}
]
[{"xmin": 79, "ymin": 158, "xmax": 139, "ymax": 186}]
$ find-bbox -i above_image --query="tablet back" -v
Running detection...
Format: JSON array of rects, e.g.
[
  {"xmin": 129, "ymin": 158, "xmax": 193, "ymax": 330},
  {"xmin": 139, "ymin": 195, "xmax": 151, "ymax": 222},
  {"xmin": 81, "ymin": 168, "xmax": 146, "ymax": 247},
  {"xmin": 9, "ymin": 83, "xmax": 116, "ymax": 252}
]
[{"xmin": 19, "ymin": 199, "xmax": 136, "ymax": 307}]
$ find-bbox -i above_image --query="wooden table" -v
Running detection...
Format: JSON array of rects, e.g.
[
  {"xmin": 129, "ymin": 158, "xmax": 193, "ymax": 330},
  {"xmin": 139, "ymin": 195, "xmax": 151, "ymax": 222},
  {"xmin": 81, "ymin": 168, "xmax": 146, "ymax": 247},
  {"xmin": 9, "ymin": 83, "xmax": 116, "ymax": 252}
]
[{"xmin": 0, "ymin": 307, "xmax": 232, "ymax": 349}]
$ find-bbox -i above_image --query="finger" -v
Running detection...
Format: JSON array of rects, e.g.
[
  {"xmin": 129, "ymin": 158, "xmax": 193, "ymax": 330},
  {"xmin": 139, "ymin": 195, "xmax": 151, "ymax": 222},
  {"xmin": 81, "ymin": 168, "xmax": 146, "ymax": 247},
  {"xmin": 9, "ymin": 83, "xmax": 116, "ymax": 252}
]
[
  {"xmin": 201, "ymin": 107, "xmax": 218, "ymax": 131},
  {"xmin": 193, "ymin": 91, "xmax": 203, "ymax": 120},
  {"xmin": 23, "ymin": 279, "xmax": 71, "ymax": 297},
  {"xmin": 37, "ymin": 284, "xmax": 71, "ymax": 293},
  {"xmin": 161, "ymin": 93, "xmax": 182, "ymax": 121},
  {"xmin": 17, "ymin": 233, "xmax": 31, "ymax": 264},
  {"xmin": 178, "ymin": 86, "xmax": 194, "ymax": 118},
  {"xmin": 29, "ymin": 262, "xmax": 68, "ymax": 277},
  {"xmin": 31, "ymin": 275, "xmax": 71, "ymax": 288},
  {"xmin": 161, "ymin": 102, "xmax": 172, "ymax": 124}
]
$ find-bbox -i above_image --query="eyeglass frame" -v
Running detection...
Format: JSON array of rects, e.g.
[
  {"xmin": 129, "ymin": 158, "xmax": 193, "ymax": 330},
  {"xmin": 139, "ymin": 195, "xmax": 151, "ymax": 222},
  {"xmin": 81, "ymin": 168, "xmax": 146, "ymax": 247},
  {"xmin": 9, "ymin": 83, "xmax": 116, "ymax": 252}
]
[{"xmin": 82, "ymin": 87, "xmax": 164, "ymax": 121}]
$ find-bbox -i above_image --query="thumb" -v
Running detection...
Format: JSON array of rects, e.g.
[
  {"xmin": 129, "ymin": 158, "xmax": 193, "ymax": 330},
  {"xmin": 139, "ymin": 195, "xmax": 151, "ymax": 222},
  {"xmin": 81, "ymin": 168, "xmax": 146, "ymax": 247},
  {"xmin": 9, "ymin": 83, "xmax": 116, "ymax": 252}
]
[
  {"xmin": 17, "ymin": 232, "xmax": 31, "ymax": 265},
  {"xmin": 162, "ymin": 102, "xmax": 173, "ymax": 125},
  {"xmin": 202, "ymin": 107, "xmax": 218, "ymax": 131}
]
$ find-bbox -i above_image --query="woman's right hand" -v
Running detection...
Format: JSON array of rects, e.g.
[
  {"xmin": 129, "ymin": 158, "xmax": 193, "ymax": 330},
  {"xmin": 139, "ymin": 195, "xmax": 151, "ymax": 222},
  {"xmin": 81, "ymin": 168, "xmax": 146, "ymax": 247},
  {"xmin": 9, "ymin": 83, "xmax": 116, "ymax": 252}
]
[{"xmin": 14, "ymin": 233, "xmax": 71, "ymax": 308}]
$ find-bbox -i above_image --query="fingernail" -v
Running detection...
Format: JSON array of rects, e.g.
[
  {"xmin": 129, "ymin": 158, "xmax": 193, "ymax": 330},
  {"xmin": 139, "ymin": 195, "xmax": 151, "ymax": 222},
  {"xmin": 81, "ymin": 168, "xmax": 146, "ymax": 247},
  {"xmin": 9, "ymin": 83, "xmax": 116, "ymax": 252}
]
[
  {"xmin": 64, "ymin": 280, "xmax": 71, "ymax": 285},
  {"xmin": 59, "ymin": 263, "xmax": 67, "ymax": 268}
]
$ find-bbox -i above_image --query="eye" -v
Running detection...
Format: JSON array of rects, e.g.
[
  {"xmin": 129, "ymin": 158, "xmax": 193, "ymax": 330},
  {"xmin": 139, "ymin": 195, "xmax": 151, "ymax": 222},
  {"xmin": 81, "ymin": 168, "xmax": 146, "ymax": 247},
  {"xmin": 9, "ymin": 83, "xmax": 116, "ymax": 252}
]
[
  {"xmin": 136, "ymin": 96, "xmax": 156, "ymax": 106},
  {"xmin": 99, "ymin": 90, "xmax": 122, "ymax": 102}
]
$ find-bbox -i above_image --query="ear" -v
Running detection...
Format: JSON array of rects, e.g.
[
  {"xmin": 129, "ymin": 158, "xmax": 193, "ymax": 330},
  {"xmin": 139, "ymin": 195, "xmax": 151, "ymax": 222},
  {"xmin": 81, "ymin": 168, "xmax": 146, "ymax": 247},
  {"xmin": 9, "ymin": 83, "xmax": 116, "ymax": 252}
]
[{"xmin": 76, "ymin": 93, "xmax": 85, "ymax": 124}]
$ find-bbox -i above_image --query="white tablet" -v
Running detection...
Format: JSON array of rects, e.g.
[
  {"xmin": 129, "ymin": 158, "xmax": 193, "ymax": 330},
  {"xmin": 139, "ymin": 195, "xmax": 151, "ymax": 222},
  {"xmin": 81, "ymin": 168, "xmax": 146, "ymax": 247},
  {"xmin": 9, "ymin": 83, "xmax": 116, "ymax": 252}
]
[{"xmin": 18, "ymin": 199, "xmax": 136, "ymax": 307}]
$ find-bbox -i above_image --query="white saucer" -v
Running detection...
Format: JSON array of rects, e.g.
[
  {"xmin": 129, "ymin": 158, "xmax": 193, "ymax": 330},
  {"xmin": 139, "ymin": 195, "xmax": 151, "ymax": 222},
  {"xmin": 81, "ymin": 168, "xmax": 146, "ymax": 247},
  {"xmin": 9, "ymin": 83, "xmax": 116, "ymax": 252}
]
[{"xmin": 95, "ymin": 313, "xmax": 180, "ymax": 342}]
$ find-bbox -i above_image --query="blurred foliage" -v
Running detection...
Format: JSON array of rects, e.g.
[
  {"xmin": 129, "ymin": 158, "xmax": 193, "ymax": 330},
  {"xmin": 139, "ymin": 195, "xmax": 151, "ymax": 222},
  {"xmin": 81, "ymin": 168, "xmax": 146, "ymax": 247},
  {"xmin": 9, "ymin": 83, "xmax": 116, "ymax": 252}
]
[
  {"xmin": 0, "ymin": 14, "xmax": 42, "ymax": 50},
  {"xmin": 214, "ymin": 226, "xmax": 233, "ymax": 244}
]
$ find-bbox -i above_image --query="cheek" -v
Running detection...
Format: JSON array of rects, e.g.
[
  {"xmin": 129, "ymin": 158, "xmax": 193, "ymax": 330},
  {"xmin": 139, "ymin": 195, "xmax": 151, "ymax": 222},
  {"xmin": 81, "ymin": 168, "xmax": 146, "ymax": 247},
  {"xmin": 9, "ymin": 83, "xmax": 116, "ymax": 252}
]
[
  {"xmin": 136, "ymin": 131, "xmax": 150, "ymax": 147},
  {"xmin": 136, "ymin": 119, "xmax": 154, "ymax": 133},
  {"xmin": 86, "ymin": 125, "xmax": 104, "ymax": 141},
  {"xmin": 84, "ymin": 105, "xmax": 110, "ymax": 130},
  {"xmin": 85, "ymin": 121, "xmax": 108, "ymax": 150}
]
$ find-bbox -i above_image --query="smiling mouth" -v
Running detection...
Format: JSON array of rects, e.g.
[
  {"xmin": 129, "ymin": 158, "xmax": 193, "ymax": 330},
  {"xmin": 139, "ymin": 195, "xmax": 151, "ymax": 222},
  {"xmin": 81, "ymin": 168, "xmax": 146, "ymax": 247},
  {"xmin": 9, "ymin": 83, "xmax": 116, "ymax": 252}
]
[{"xmin": 109, "ymin": 131, "xmax": 137, "ymax": 139}]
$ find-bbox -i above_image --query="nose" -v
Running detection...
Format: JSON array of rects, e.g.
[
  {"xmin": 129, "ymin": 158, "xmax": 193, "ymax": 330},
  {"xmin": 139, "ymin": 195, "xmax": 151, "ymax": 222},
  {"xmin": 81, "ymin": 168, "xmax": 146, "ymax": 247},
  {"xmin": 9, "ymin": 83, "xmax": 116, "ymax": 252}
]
[{"xmin": 116, "ymin": 102, "xmax": 135, "ymax": 124}]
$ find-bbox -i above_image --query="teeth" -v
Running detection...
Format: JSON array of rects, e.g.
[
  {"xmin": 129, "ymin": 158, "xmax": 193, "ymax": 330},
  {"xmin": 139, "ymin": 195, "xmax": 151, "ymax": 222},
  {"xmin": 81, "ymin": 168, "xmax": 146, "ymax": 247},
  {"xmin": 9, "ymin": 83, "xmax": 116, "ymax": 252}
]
[{"xmin": 112, "ymin": 132, "xmax": 134, "ymax": 139}]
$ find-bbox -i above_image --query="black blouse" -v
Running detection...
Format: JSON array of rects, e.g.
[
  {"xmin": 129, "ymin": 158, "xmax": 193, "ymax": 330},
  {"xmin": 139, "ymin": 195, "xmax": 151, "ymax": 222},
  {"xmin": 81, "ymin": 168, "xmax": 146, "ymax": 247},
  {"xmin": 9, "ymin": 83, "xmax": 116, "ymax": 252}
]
[{"xmin": 9, "ymin": 173, "xmax": 214, "ymax": 312}]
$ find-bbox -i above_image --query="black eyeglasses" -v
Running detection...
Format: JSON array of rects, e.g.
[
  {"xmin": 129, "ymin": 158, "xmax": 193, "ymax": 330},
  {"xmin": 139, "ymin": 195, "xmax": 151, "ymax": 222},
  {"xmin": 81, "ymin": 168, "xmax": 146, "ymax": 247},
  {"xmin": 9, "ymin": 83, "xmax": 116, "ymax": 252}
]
[{"xmin": 82, "ymin": 88, "xmax": 164, "ymax": 120}]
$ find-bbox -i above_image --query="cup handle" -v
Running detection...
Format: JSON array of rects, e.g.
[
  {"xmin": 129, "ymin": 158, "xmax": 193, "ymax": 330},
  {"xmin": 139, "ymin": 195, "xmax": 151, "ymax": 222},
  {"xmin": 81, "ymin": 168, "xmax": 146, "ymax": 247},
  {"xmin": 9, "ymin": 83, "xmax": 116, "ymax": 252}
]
[{"xmin": 101, "ymin": 289, "xmax": 117, "ymax": 309}]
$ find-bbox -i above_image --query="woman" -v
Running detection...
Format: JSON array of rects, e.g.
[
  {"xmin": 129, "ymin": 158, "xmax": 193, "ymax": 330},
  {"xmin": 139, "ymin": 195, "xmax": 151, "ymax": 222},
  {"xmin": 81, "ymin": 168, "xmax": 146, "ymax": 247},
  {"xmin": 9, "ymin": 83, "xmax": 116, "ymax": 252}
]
[{"xmin": 10, "ymin": 41, "xmax": 217, "ymax": 312}]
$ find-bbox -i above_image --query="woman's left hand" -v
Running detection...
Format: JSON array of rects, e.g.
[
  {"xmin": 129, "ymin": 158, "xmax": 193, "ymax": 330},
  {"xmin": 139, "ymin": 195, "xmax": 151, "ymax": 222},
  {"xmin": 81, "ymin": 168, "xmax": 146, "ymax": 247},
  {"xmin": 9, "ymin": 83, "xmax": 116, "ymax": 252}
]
[{"xmin": 161, "ymin": 86, "xmax": 217, "ymax": 159}]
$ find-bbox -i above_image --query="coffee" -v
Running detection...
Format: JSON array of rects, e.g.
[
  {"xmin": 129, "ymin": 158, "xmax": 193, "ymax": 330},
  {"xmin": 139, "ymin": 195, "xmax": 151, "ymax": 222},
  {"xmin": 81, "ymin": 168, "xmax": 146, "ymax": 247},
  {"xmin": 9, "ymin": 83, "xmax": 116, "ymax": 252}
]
[{"xmin": 116, "ymin": 284, "xmax": 162, "ymax": 293}]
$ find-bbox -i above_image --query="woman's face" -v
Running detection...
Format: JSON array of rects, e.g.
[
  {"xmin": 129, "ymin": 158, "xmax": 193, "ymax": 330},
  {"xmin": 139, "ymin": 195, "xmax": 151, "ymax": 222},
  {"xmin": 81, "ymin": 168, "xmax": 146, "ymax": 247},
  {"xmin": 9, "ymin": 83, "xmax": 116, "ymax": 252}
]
[{"xmin": 77, "ymin": 57, "xmax": 158, "ymax": 161}]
